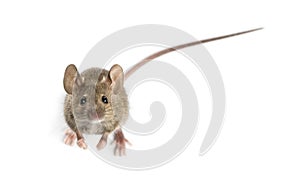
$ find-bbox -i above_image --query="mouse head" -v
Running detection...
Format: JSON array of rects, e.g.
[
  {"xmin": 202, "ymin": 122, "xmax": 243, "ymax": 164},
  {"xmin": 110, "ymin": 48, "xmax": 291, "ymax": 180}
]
[{"xmin": 64, "ymin": 64, "xmax": 129, "ymax": 129}]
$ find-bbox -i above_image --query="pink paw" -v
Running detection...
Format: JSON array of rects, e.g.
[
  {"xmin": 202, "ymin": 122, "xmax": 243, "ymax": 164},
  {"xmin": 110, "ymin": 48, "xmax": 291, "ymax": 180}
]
[
  {"xmin": 113, "ymin": 129, "xmax": 131, "ymax": 156},
  {"xmin": 97, "ymin": 139, "xmax": 107, "ymax": 150},
  {"xmin": 77, "ymin": 138, "xmax": 87, "ymax": 149},
  {"xmin": 64, "ymin": 129, "xmax": 76, "ymax": 146},
  {"xmin": 96, "ymin": 133, "xmax": 109, "ymax": 150}
]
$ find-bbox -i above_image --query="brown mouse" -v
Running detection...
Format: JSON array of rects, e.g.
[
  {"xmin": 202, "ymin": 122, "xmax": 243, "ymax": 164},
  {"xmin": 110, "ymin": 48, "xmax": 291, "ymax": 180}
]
[{"xmin": 63, "ymin": 28, "xmax": 262, "ymax": 155}]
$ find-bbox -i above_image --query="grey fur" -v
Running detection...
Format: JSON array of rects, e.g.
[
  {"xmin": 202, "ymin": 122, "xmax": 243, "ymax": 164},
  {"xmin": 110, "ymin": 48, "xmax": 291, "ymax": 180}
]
[{"xmin": 64, "ymin": 67, "xmax": 129, "ymax": 135}]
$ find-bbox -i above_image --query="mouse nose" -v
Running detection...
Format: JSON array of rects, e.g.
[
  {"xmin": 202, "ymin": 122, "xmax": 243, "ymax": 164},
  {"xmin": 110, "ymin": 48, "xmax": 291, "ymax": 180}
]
[{"xmin": 88, "ymin": 109, "xmax": 100, "ymax": 120}]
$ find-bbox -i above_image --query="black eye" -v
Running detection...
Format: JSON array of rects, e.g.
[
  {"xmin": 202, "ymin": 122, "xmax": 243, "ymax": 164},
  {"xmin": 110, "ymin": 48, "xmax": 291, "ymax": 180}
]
[
  {"xmin": 102, "ymin": 96, "xmax": 108, "ymax": 104},
  {"xmin": 80, "ymin": 97, "xmax": 87, "ymax": 105}
]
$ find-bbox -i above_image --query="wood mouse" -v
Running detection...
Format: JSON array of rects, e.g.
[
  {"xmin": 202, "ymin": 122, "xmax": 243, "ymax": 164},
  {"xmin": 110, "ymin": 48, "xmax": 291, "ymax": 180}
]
[{"xmin": 63, "ymin": 28, "xmax": 262, "ymax": 155}]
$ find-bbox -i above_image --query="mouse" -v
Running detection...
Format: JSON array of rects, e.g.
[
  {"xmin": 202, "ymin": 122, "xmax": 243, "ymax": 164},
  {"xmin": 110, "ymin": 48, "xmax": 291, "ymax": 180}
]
[{"xmin": 63, "ymin": 28, "xmax": 262, "ymax": 156}]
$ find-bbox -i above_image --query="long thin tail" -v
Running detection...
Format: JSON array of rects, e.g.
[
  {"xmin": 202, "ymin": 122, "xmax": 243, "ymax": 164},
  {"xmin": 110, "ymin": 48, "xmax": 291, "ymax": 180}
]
[{"xmin": 125, "ymin": 27, "xmax": 263, "ymax": 79}]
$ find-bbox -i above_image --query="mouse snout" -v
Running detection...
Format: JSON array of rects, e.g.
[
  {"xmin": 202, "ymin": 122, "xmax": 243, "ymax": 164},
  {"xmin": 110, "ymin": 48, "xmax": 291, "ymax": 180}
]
[{"xmin": 88, "ymin": 109, "xmax": 102, "ymax": 121}]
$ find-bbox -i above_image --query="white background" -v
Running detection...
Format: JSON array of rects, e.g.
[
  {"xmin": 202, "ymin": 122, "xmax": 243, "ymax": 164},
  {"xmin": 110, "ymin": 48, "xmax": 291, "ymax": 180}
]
[{"xmin": 0, "ymin": 0, "xmax": 299, "ymax": 190}]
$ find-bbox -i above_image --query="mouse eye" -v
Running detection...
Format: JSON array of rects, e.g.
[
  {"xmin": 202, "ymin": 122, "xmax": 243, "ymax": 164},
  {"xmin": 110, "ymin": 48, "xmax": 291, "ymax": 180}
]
[
  {"xmin": 102, "ymin": 96, "xmax": 108, "ymax": 104},
  {"xmin": 80, "ymin": 96, "xmax": 87, "ymax": 105}
]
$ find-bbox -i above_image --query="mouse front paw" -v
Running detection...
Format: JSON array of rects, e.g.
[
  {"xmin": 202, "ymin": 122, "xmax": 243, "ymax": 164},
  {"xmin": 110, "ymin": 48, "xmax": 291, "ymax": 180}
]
[
  {"xmin": 113, "ymin": 129, "xmax": 131, "ymax": 156},
  {"xmin": 77, "ymin": 138, "xmax": 87, "ymax": 149},
  {"xmin": 64, "ymin": 128, "xmax": 76, "ymax": 146},
  {"xmin": 96, "ymin": 132, "xmax": 109, "ymax": 150}
]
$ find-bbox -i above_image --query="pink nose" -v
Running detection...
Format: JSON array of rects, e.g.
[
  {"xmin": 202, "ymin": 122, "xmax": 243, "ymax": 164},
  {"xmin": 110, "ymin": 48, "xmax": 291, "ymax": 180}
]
[{"xmin": 88, "ymin": 110, "xmax": 99, "ymax": 120}]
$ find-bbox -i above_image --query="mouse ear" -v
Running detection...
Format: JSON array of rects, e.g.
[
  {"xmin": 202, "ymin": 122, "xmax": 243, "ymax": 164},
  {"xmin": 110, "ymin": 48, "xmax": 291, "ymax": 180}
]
[
  {"xmin": 109, "ymin": 64, "xmax": 124, "ymax": 94},
  {"xmin": 63, "ymin": 64, "xmax": 83, "ymax": 94}
]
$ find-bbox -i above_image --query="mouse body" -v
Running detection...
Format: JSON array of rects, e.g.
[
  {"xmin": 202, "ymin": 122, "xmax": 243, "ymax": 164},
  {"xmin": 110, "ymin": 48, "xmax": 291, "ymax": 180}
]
[
  {"xmin": 63, "ymin": 65, "xmax": 129, "ymax": 153},
  {"xmin": 62, "ymin": 28, "xmax": 262, "ymax": 155}
]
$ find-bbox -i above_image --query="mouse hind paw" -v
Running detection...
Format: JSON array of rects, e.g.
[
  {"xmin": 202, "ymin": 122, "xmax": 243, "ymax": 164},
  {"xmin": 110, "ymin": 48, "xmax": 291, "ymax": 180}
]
[{"xmin": 112, "ymin": 129, "xmax": 131, "ymax": 156}]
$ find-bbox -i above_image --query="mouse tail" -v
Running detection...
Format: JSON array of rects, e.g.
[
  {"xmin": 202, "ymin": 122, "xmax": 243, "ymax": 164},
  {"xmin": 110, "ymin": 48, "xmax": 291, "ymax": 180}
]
[{"xmin": 124, "ymin": 27, "xmax": 263, "ymax": 80}]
